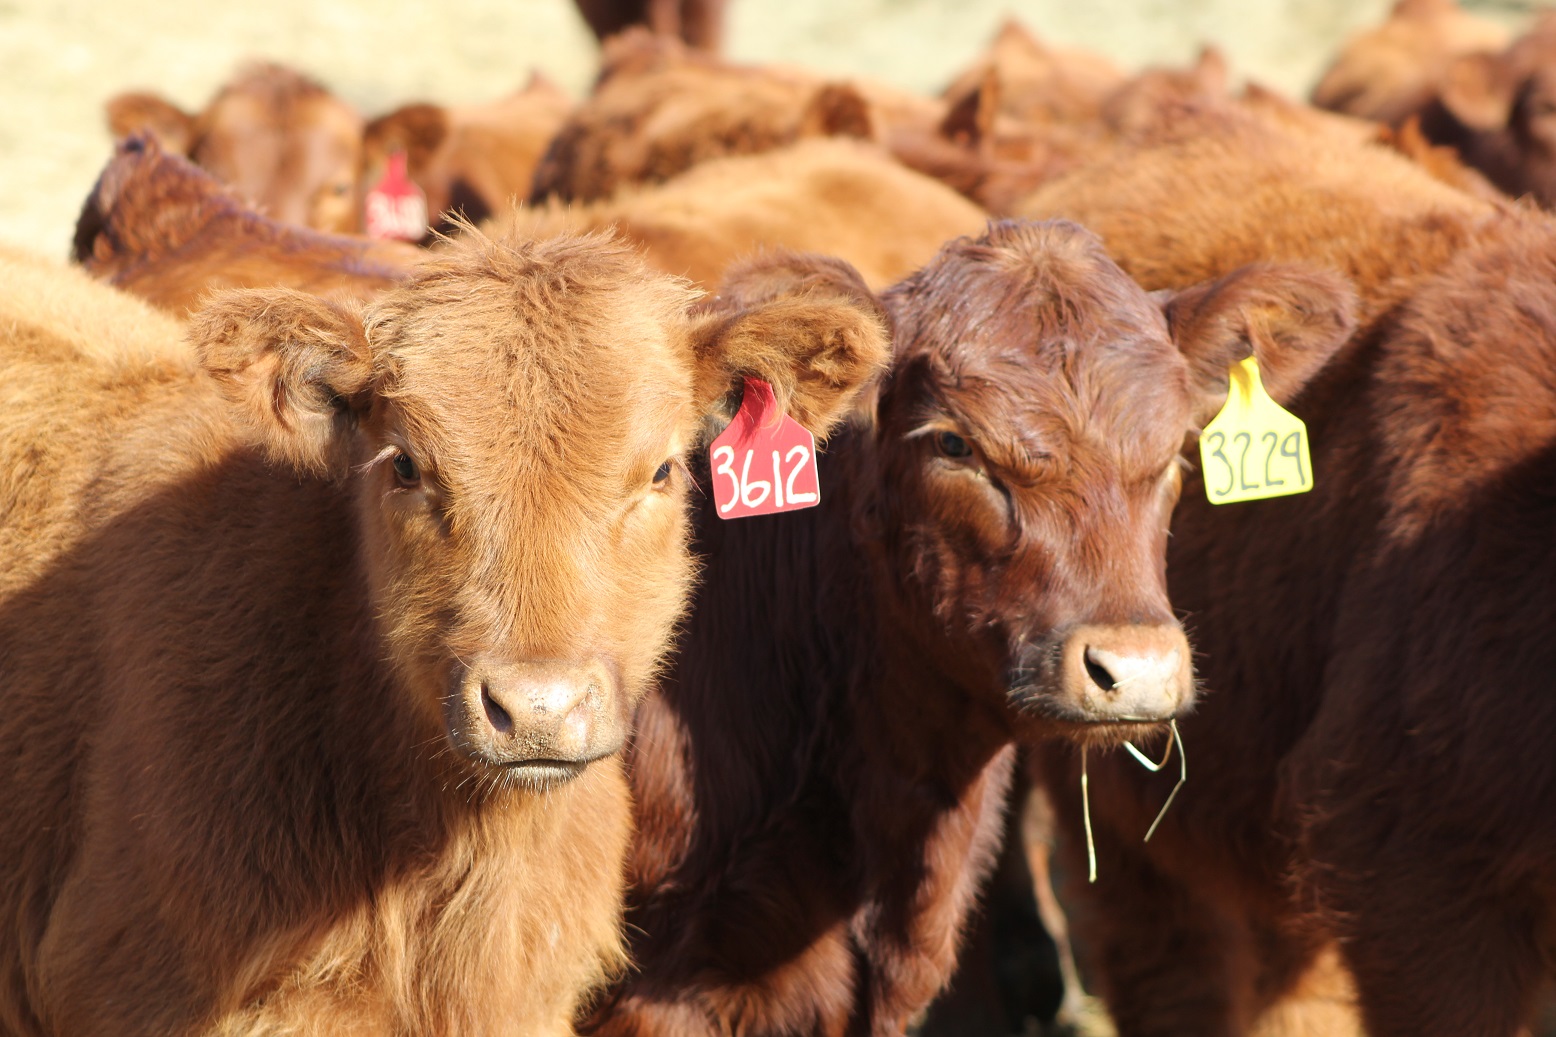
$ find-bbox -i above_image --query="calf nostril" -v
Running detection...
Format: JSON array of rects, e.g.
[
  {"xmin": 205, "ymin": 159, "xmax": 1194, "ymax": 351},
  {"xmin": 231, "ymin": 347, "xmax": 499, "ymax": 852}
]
[
  {"xmin": 1083, "ymin": 648, "xmax": 1118, "ymax": 693},
  {"xmin": 480, "ymin": 683, "xmax": 514, "ymax": 735}
]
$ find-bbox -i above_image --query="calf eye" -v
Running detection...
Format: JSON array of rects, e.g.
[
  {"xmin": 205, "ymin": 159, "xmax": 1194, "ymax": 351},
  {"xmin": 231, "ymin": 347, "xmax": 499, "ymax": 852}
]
[
  {"xmin": 392, "ymin": 452, "xmax": 420, "ymax": 485},
  {"xmin": 653, "ymin": 459, "xmax": 674, "ymax": 485},
  {"xmin": 936, "ymin": 431, "xmax": 974, "ymax": 459}
]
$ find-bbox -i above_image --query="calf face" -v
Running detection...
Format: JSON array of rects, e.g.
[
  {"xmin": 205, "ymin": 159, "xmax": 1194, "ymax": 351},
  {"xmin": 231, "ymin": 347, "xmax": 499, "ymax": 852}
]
[
  {"xmin": 861, "ymin": 221, "xmax": 1355, "ymax": 735},
  {"xmin": 191, "ymin": 232, "xmax": 887, "ymax": 788},
  {"xmin": 108, "ymin": 63, "xmax": 364, "ymax": 233}
]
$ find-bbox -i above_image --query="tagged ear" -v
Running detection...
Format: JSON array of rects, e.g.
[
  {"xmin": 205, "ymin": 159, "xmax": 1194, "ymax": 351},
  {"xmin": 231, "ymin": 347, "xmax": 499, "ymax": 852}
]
[
  {"xmin": 1439, "ymin": 51, "xmax": 1514, "ymax": 130},
  {"xmin": 191, "ymin": 289, "xmax": 377, "ymax": 477},
  {"xmin": 692, "ymin": 251, "xmax": 891, "ymax": 436},
  {"xmin": 105, "ymin": 92, "xmax": 197, "ymax": 154},
  {"xmin": 799, "ymin": 82, "xmax": 877, "ymax": 141},
  {"xmin": 1162, "ymin": 264, "xmax": 1357, "ymax": 424}
]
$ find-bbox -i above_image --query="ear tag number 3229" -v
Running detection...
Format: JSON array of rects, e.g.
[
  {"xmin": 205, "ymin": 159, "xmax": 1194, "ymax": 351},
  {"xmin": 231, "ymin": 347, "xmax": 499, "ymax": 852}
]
[
  {"xmin": 1198, "ymin": 357, "xmax": 1313, "ymax": 505},
  {"xmin": 709, "ymin": 377, "xmax": 820, "ymax": 519}
]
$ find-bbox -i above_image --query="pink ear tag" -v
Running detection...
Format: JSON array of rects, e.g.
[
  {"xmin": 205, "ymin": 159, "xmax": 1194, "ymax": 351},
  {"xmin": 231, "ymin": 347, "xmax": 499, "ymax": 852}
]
[
  {"xmin": 708, "ymin": 377, "xmax": 820, "ymax": 519},
  {"xmin": 364, "ymin": 151, "xmax": 428, "ymax": 241}
]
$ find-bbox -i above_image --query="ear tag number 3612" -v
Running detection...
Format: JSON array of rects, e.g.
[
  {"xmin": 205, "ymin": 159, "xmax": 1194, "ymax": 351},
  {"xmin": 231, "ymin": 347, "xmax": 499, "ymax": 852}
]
[
  {"xmin": 709, "ymin": 377, "xmax": 820, "ymax": 519},
  {"xmin": 1198, "ymin": 357, "xmax": 1313, "ymax": 505}
]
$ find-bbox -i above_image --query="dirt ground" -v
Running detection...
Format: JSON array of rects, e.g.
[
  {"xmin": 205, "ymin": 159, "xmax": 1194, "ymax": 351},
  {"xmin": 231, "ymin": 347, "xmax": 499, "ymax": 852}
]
[{"xmin": 0, "ymin": 0, "xmax": 1531, "ymax": 256}]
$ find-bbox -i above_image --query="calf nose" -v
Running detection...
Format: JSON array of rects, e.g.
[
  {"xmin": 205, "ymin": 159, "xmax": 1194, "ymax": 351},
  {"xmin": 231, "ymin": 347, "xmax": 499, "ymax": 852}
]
[
  {"xmin": 449, "ymin": 657, "xmax": 626, "ymax": 780},
  {"xmin": 1062, "ymin": 623, "xmax": 1194, "ymax": 722}
]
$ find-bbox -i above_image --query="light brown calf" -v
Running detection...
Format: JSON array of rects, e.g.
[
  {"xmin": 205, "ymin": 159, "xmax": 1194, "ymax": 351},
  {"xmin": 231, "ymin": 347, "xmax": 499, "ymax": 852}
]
[
  {"xmin": 363, "ymin": 73, "xmax": 574, "ymax": 238},
  {"xmin": 73, "ymin": 135, "xmax": 421, "ymax": 316},
  {"xmin": 0, "ymin": 233, "xmax": 888, "ymax": 1036},
  {"xmin": 502, "ymin": 138, "xmax": 988, "ymax": 289},
  {"xmin": 107, "ymin": 62, "xmax": 364, "ymax": 233}
]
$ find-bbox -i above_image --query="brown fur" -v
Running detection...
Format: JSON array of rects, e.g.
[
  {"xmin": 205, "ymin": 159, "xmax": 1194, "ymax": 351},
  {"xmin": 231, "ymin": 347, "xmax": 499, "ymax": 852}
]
[
  {"xmin": 0, "ymin": 233, "xmax": 889, "ymax": 1036},
  {"xmin": 530, "ymin": 29, "xmax": 883, "ymax": 203},
  {"xmin": 1413, "ymin": 15, "xmax": 1556, "ymax": 207},
  {"xmin": 497, "ymin": 138, "xmax": 989, "ymax": 290},
  {"xmin": 572, "ymin": 0, "xmax": 726, "ymax": 52},
  {"xmin": 72, "ymin": 135, "xmax": 422, "ymax": 316},
  {"xmin": 362, "ymin": 73, "xmax": 574, "ymax": 240},
  {"xmin": 578, "ymin": 220, "xmax": 1356, "ymax": 1036},
  {"xmin": 1311, "ymin": 0, "xmax": 1510, "ymax": 125},
  {"xmin": 1021, "ymin": 103, "xmax": 1556, "ymax": 1037},
  {"xmin": 106, "ymin": 62, "xmax": 365, "ymax": 233}
]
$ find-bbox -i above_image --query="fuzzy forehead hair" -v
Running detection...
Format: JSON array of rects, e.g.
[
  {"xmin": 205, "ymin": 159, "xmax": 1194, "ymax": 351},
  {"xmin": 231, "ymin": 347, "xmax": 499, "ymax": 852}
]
[{"xmin": 365, "ymin": 229, "xmax": 704, "ymax": 500}]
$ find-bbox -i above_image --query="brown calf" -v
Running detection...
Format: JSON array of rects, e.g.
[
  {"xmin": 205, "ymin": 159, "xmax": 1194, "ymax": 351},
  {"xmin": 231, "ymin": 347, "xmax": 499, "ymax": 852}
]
[
  {"xmin": 73, "ymin": 135, "xmax": 422, "ymax": 315},
  {"xmin": 579, "ymin": 220, "xmax": 1356, "ymax": 1036},
  {"xmin": 1311, "ymin": 0, "xmax": 1510, "ymax": 125},
  {"xmin": 530, "ymin": 28, "xmax": 880, "ymax": 203},
  {"xmin": 106, "ymin": 62, "xmax": 363, "ymax": 232},
  {"xmin": 362, "ymin": 73, "xmax": 574, "ymax": 239},
  {"xmin": 0, "ymin": 233, "xmax": 888, "ymax": 1036},
  {"xmin": 501, "ymin": 138, "xmax": 988, "ymax": 290},
  {"xmin": 1018, "ymin": 105, "xmax": 1556, "ymax": 1037},
  {"xmin": 1413, "ymin": 15, "xmax": 1556, "ymax": 206}
]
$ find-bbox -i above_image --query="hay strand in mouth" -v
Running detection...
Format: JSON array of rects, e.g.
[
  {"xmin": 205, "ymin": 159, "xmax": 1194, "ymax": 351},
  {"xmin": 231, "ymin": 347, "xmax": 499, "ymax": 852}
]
[
  {"xmin": 1082, "ymin": 719, "xmax": 1187, "ymax": 883},
  {"xmin": 1124, "ymin": 718, "xmax": 1186, "ymax": 843},
  {"xmin": 1081, "ymin": 744, "xmax": 1098, "ymax": 883}
]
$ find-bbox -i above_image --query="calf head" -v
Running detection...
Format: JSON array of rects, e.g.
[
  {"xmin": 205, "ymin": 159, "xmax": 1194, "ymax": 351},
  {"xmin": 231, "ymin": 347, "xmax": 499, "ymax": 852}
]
[
  {"xmin": 1436, "ymin": 17, "xmax": 1556, "ymax": 204},
  {"xmin": 191, "ymin": 231, "xmax": 888, "ymax": 790},
  {"xmin": 108, "ymin": 63, "xmax": 364, "ymax": 233},
  {"xmin": 861, "ymin": 220, "xmax": 1354, "ymax": 740}
]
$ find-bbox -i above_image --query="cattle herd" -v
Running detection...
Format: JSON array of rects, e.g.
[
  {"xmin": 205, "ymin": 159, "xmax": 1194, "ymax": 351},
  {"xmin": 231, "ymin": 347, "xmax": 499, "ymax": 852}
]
[{"xmin": 3, "ymin": 0, "xmax": 1556, "ymax": 1034}]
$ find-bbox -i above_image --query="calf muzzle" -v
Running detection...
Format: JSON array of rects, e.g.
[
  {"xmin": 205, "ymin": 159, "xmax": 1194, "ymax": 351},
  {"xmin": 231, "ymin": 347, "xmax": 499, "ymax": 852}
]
[
  {"xmin": 446, "ymin": 656, "xmax": 627, "ymax": 783},
  {"xmin": 1010, "ymin": 622, "xmax": 1194, "ymax": 727}
]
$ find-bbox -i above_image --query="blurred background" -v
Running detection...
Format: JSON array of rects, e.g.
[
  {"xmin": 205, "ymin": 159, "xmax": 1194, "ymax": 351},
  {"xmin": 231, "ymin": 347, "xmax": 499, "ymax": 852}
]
[{"xmin": 0, "ymin": 0, "xmax": 1534, "ymax": 253}]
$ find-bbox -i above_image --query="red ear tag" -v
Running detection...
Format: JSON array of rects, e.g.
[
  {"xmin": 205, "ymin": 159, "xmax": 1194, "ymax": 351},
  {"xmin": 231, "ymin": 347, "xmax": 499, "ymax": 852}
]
[
  {"xmin": 708, "ymin": 377, "xmax": 820, "ymax": 519},
  {"xmin": 364, "ymin": 151, "xmax": 428, "ymax": 241}
]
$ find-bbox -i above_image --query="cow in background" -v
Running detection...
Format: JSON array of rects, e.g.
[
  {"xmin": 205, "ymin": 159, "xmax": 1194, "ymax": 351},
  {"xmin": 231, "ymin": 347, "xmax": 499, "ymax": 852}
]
[
  {"xmin": 106, "ymin": 62, "xmax": 364, "ymax": 233},
  {"xmin": 73, "ymin": 135, "xmax": 420, "ymax": 315}
]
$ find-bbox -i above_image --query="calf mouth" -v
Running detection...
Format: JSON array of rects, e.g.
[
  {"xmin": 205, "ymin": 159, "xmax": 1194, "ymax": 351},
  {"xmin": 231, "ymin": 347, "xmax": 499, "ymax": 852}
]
[{"xmin": 497, "ymin": 756, "xmax": 592, "ymax": 791}]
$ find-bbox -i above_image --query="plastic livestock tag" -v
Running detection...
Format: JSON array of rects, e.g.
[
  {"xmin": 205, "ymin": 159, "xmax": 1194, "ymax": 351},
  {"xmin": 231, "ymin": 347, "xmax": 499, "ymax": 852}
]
[
  {"xmin": 709, "ymin": 377, "xmax": 820, "ymax": 519},
  {"xmin": 1198, "ymin": 357, "xmax": 1313, "ymax": 505},
  {"xmin": 364, "ymin": 151, "xmax": 428, "ymax": 242}
]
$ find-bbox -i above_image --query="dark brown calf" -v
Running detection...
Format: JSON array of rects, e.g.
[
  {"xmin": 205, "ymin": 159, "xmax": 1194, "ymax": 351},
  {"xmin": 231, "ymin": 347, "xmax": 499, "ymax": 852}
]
[
  {"xmin": 107, "ymin": 62, "xmax": 364, "ymax": 233},
  {"xmin": 1019, "ymin": 104, "xmax": 1556, "ymax": 1037},
  {"xmin": 73, "ymin": 135, "xmax": 421, "ymax": 315},
  {"xmin": 573, "ymin": 0, "xmax": 726, "ymax": 52},
  {"xmin": 579, "ymin": 220, "xmax": 1355, "ymax": 1036},
  {"xmin": 0, "ymin": 233, "xmax": 887, "ymax": 1036}
]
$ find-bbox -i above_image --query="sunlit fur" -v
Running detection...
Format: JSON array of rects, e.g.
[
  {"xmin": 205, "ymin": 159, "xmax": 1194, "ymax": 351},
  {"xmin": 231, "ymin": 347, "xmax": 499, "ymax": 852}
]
[
  {"xmin": 107, "ymin": 62, "xmax": 366, "ymax": 234},
  {"xmin": 1023, "ymin": 104, "xmax": 1556, "ymax": 1037},
  {"xmin": 73, "ymin": 134, "xmax": 423, "ymax": 317},
  {"xmin": 495, "ymin": 137, "xmax": 988, "ymax": 291},
  {"xmin": 583, "ymin": 221, "xmax": 1355, "ymax": 1036},
  {"xmin": 0, "ymin": 233, "xmax": 887, "ymax": 1037}
]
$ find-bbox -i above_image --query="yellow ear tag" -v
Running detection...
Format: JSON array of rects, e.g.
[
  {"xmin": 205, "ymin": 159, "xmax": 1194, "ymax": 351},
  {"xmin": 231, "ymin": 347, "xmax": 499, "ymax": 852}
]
[{"xmin": 1197, "ymin": 357, "xmax": 1313, "ymax": 505}]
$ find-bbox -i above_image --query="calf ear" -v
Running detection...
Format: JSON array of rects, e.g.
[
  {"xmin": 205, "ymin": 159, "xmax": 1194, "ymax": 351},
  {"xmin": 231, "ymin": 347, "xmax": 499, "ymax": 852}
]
[
  {"xmin": 1162, "ymin": 264, "xmax": 1357, "ymax": 424},
  {"xmin": 692, "ymin": 252, "xmax": 891, "ymax": 436},
  {"xmin": 799, "ymin": 83, "xmax": 877, "ymax": 141},
  {"xmin": 364, "ymin": 104, "xmax": 450, "ymax": 175},
  {"xmin": 191, "ymin": 289, "xmax": 377, "ymax": 478},
  {"xmin": 105, "ymin": 92, "xmax": 197, "ymax": 155}
]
